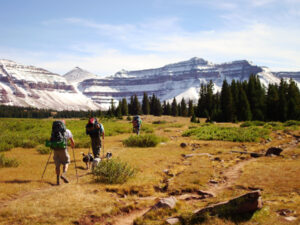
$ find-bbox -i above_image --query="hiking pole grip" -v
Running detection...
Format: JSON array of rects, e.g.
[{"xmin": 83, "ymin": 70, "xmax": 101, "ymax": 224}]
[
  {"xmin": 72, "ymin": 147, "xmax": 79, "ymax": 183},
  {"xmin": 41, "ymin": 150, "xmax": 52, "ymax": 180}
]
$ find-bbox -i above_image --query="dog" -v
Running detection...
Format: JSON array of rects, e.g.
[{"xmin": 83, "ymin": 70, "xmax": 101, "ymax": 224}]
[
  {"xmin": 105, "ymin": 152, "xmax": 112, "ymax": 159},
  {"xmin": 92, "ymin": 157, "xmax": 101, "ymax": 170},
  {"xmin": 82, "ymin": 152, "xmax": 94, "ymax": 170}
]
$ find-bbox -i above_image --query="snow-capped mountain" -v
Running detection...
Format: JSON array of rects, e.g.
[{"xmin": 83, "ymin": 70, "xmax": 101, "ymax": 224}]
[
  {"xmin": 1, "ymin": 57, "xmax": 299, "ymax": 110},
  {"xmin": 0, "ymin": 59, "xmax": 99, "ymax": 110},
  {"xmin": 77, "ymin": 57, "xmax": 294, "ymax": 109},
  {"xmin": 64, "ymin": 67, "xmax": 97, "ymax": 84}
]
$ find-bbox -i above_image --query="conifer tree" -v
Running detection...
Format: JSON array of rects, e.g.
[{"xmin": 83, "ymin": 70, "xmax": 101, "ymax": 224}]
[
  {"xmin": 166, "ymin": 102, "xmax": 171, "ymax": 115},
  {"xmin": 247, "ymin": 75, "xmax": 265, "ymax": 120},
  {"xmin": 278, "ymin": 79, "xmax": 288, "ymax": 121},
  {"xmin": 287, "ymin": 79, "xmax": 300, "ymax": 120},
  {"xmin": 221, "ymin": 80, "xmax": 234, "ymax": 122},
  {"xmin": 121, "ymin": 98, "xmax": 128, "ymax": 116},
  {"xmin": 188, "ymin": 99, "xmax": 194, "ymax": 117},
  {"xmin": 180, "ymin": 98, "xmax": 188, "ymax": 117},
  {"xmin": 266, "ymin": 84, "xmax": 279, "ymax": 121},
  {"xmin": 171, "ymin": 98, "xmax": 178, "ymax": 116},
  {"xmin": 131, "ymin": 95, "xmax": 141, "ymax": 115},
  {"xmin": 142, "ymin": 92, "xmax": 150, "ymax": 115},
  {"xmin": 116, "ymin": 101, "xmax": 122, "ymax": 118},
  {"xmin": 238, "ymin": 86, "xmax": 252, "ymax": 121}
]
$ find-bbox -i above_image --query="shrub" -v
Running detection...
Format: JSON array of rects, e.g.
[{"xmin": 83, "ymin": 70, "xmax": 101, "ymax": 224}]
[
  {"xmin": 183, "ymin": 125, "xmax": 270, "ymax": 142},
  {"xmin": 36, "ymin": 145, "xmax": 51, "ymax": 154},
  {"xmin": 284, "ymin": 120, "xmax": 300, "ymax": 127},
  {"xmin": 0, "ymin": 154, "xmax": 19, "ymax": 168},
  {"xmin": 152, "ymin": 120, "xmax": 167, "ymax": 124},
  {"xmin": 0, "ymin": 143, "xmax": 14, "ymax": 152},
  {"xmin": 240, "ymin": 121, "xmax": 265, "ymax": 127},
  {"xmin": 92, "ymin": 158, "xmax": 136, "ymax": 184},
  {"xmin": 126, "ymin": 116, "xmax": 132, "ymax": 121},
  {"xmin": 123, "ymin": 134, "xmax": 166, "ymax": 147},
  {"xmin": 141, "ymin": 125, "xmax": 154, "ymax": 134},
  {"xmin": 21, "ymin": 139, "xmax": 38, "ymax": 148}
]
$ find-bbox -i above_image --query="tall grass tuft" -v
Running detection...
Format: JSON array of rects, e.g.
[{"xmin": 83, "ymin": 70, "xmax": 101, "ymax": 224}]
[
  {"xmin": 183, "ymin": 125, "xmax": 270, "ymax": 142},
  {"xmin": 0, "ymin": 154, "xmax": 19, "ymax": 168},
  {"xmin": 92, "ymin": 158, "xmax": 136, "ymax": 184},
  {"xmin": 123, "ymin": 134, "xmax": 166, "ymax": 147},
  {"xmin": 36, "ymin": 145, "xmax": 51, "ymax": 154}
]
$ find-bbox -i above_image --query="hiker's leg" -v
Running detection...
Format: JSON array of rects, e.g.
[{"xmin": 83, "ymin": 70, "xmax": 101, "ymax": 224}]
[
  {"xmin": 92, "ymin": 137, "xmax": 101, "ymax": 158},
  {"xmin": 63, "ymin": 163, "xmax": 69, "ymax": 173}
]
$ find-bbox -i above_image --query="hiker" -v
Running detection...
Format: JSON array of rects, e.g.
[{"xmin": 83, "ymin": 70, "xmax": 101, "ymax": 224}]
[
  {"xmin": 86, "ymin": 117, "xmax": 105, "ymax": 158},
  {"xmin": 50, "ymin": 120, "xmax": 75, "ymax": 185},
  {"xmin": 132, "ymin": 115, "xmax": 142, "ymax": 135}
]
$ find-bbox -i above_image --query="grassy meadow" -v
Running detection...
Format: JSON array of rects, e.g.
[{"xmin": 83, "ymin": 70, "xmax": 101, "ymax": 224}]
[{"xmin": 0, "ymin": 116, "xmax": 299, "ymax": 225}]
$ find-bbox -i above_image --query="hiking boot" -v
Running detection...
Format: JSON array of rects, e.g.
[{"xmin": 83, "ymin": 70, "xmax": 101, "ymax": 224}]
[
  {"xmin": 60, "ymin": 174, "xmax": 69, "ymax": 183},
  {"xmin": 56, "ymin": 175, "xmax": 60, "ymax": 185}
]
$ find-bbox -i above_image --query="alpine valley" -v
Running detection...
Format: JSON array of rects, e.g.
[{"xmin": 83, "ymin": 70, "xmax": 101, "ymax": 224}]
[{"xmin": 0, "ymin": 58, "xmax": 299, "ymax": 110}]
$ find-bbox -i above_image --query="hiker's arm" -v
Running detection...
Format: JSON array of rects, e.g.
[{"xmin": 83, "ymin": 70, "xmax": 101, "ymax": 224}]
[{"xmin": 70, "ymin": 137, "xmax": 75, "ymax": 148}]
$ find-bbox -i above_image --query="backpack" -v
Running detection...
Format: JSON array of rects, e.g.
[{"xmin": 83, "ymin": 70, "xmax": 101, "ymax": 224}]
[
  {"xmin": 46, "ymin": 120, "xmax": 67, "ymax": 149},
  {"xmin": 86, "ymin": 117, "xmax": 103, "ymax": 137},
  {"xmin": 133, "ymin": 115, "xmax": 141, "ymax": 127}
]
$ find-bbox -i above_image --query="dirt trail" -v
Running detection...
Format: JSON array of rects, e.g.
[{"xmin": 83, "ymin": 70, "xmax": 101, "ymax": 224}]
[{"xmin": 113, "ymin": 208, "xmax": 150, "ymax": 225}]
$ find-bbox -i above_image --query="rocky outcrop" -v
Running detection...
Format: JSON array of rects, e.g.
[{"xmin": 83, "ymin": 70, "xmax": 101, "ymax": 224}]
[
  {"xmin": 265, "ymin": 147, "xmax": 283, "ymax": 156},
  {"xmin": 193, "ymin": 191, "xmax": 263, "ymax": 218}
]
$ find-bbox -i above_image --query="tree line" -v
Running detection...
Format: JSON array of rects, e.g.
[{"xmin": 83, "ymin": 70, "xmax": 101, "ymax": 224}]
[{"xmin": 109, "ymin": 75, "xmax": 300, "ymax": 122}]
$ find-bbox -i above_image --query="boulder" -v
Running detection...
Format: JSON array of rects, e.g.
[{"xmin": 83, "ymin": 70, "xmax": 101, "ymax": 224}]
[
  {"xmin": 180, "ymin": 143, "xmax": 187, "ymax": 148},
  {"xmin": 193, "ymin": 191, "xmax": 263, "ymax": 218},
  {"xmin": 166, "ymin": 217, "xmax": 180, "ymax": 224},
  {"xmin": 265, "ymin": 147, "xmax": 283, "ymax": 156},
  {"xmin": 150, "ymin": 197, "xmax": 177, "ymax": 211},
  {"xmin": 182, "ymin": 153, "xmax": 212, "ymax": 158}
]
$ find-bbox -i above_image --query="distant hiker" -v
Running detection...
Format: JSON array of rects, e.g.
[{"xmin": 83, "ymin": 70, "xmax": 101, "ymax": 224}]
[
  {"xmin": 49, "ymin": 120, "xmax": 75, "ymax": 185},
  {"xmin": 86, "ymin": 117, "xmax": 105, "ymax": 158},
  {"xmin": 132, "ymin": 115, "xmax": 142, "ymax": 135}
]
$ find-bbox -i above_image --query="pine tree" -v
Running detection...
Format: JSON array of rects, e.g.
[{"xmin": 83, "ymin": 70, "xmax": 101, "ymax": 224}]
[
  {"xmin": 180, "ymin": 98, "xmax": 188, "ymax": 117},
  {"xmin": 266, "ymin": 84, "xmax": 279, "ymax": 121},
  {"xmin": 278, "ymin": 79, "xmax": 288, "ymax": 121},
  {"xmin": 128, "ymin": 96, "xmax": 134, "ymax": 115},
  {"xmin": 116, "ymin": 101, "xmax": 122, "ymax": 119},
  {"xmin": 142, "ymin": 92, "xmax": 150, "ymax": 115},
  {"xmin": 220, "ymin": 80, "xmax": 234, "ymax": 122},
  {"xmin": 247, "ymin": 75, "xmax": 265, "ymax": 120},
  {"xmin": 121, "ymin": 98, "xmax": 128, "ymax": 115},
  {"xmin": 188, "ymin": 99, "xmax": 194, "ymax": 117},
  {"xmin": 287, "ymin": 79, "xmax": 300, "ymax": 120},
  {"xmin": 171, "ymin": 98, "xmax": 178, "ymax": 116},
  {"xmin": 166, "ymin": 102, "xmax": 171, "ymax": 115},
  {"xmin": 238, "ymin": 86, "xmax": 252, "ymax": 121},
  {"xmin": 132, "ymin": 95, "xmax": 141, "ymax": 115}
]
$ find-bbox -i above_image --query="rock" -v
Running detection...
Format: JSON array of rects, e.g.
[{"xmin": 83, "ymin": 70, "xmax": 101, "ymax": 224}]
[
  {"xmin": 182, "ymin": 153, "xmax": 212, "ymax": 158},
  {"xmin": 277, "ymin": 209, "xmax": 294, "ymax": 216},
  {"xmin": 193, "ymin": 191, "xmax": 263, "ymax": 218},
  {"xmin": 265, "ymin": 147, "xmax": 283, "ymax": 156},
  {"xmin": 180, "ymin": 143, "xmax": 187, "ymax": 148},
  {"xmin": 209, "ymin": 180, "xmax": 218, "ymax": 184},
  {"xmin": 150, "ymin": 197, "xmax": 177, "ymax": 211},
  {"xmin": 250, "ymin": 153, "xmax": 263, "ymax": 158},
  {"xmin": 166, "ymin": 217, "xmax": 180, "ymax": 224},
  {"xmin": 178, "ymin": 194, "xmax": 204, "ymax": 201},
  {"xmin": 197, "ymin": 190, "xmax": 216, "ymax": 198},
  {"xmin": 213, "ymin": 157, "xmax": 221, "ymax": 161},
  {"xmin": 284, "ymin": 216, "xmax": 297, "ymax": 221}
]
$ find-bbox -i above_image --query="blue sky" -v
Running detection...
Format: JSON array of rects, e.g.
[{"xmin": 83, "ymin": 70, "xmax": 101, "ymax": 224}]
[{"xmin": 0, "ymin": 0, "xmax": 300, "ymax": 75}]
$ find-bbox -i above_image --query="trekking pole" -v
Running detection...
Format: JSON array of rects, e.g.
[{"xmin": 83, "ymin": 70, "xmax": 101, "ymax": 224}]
[
  {"xmin": 72, "ymin": 147, "xmax": 79, "ymax": 183},
  {"xmin": 41, "ymin": 150, "xmax": 52, "ymax": 180},
  {"xmin": 102, "ymin": 139, "xmax": 105, "ymax": 159}
]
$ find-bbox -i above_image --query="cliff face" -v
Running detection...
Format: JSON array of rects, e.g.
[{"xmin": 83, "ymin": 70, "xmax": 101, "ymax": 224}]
[
  {"xmin": 75, "ymin": 58, "xmax": 272, "ymax": 108},
  {"xmin": 0, "ymin": 60, "xmax": 99, "ymax": 110}
]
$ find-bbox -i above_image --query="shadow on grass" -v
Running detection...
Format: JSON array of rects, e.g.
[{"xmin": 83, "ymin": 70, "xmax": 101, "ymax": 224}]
[{"xmin": 0, "ymin": 179, "xmax": 56, "ymax": 186}]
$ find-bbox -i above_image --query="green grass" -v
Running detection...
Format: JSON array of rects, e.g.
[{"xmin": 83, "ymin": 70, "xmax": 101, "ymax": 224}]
[
  {"xmin": 36, "ymin": 145, "xmax": 51, "ymax": 154},
  {"xmin": 92, "ymin": 158, "xmax": 136, "ymax": 184},
  {"xmin": 123, "ymin": 134, "xmax": 167, "ymax": 147},
  {"xmin": 183, "ymin": 124, "xmax": 270, "ymax": 142},
  {"xmin": 0, "ymin": 153, "xmax": 19, "ymax": 168},
  {"xmin": 240, "ymin": 121, "xmax": 265, "ymax": 127},
  {"xmin": 0, "ymin": 118, "xmax": 133, "ymax": 150}
]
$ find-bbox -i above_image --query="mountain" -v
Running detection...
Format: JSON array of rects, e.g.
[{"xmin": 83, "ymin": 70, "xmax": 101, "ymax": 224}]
[
  {"xmin": 1, "ymin": 57, "xmax": 299, "ymax": 111},
  {"xmin": 64, "ymin": 67, "xmax": 98, "ymax": 84},
  {"xmin": 76, "ymin": 57, "xmax": 293, "ymax": 109},
  {"xmin": 0, "ymin": 59, "xmax": 99, "ymax": 110}
]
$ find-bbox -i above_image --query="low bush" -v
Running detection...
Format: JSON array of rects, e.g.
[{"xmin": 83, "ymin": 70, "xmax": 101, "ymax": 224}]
[
  {"xmin": 152, "ymin": 120, "xmax": 167, "ymax": 124},
  {"xmin": 284, "ymin": 120, "xmax": 300, "ymax": 127},
  {"xmin": 240, "ymin": 121, "xmax": 265, "ymax": 127},
  {"xmin": 123, "ymin": 134, "xmax": 166, "ymax": 147},
  {"xmin": 183, "ymin": 125, "xmax": 270, "ymax": 142},
  {"xmin": 0, "ymin": 154, "xmax": 19, "ymax": 168},
  {"xmin": 92, "ymin": 158, "xmax": 136, "ymax": 184},
  {"xmin": 0, "ymin": 143, "xmax": 14, "ymax": 152},
  {"xmin": 36, "ymin": 145, "xmax": 51, "ymax": 154}
]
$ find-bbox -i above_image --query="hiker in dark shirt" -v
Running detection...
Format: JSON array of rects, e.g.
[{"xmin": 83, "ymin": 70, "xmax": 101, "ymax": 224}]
[{"xmin": 86, "ymin": 117, "xmax": 105, "ymax": 158}]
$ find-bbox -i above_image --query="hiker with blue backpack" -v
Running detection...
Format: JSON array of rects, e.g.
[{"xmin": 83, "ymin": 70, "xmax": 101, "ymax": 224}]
[
  {"xmin": 132, "ymin": 115, "xmax": 142, "ymax": 135},
  {"xmin": 46, "ymin": 120, "xmax": 75, "ymax": 185},
  {"xmin": 86, "ymin": 117, "xmax": 105, "ymax": 158}
]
